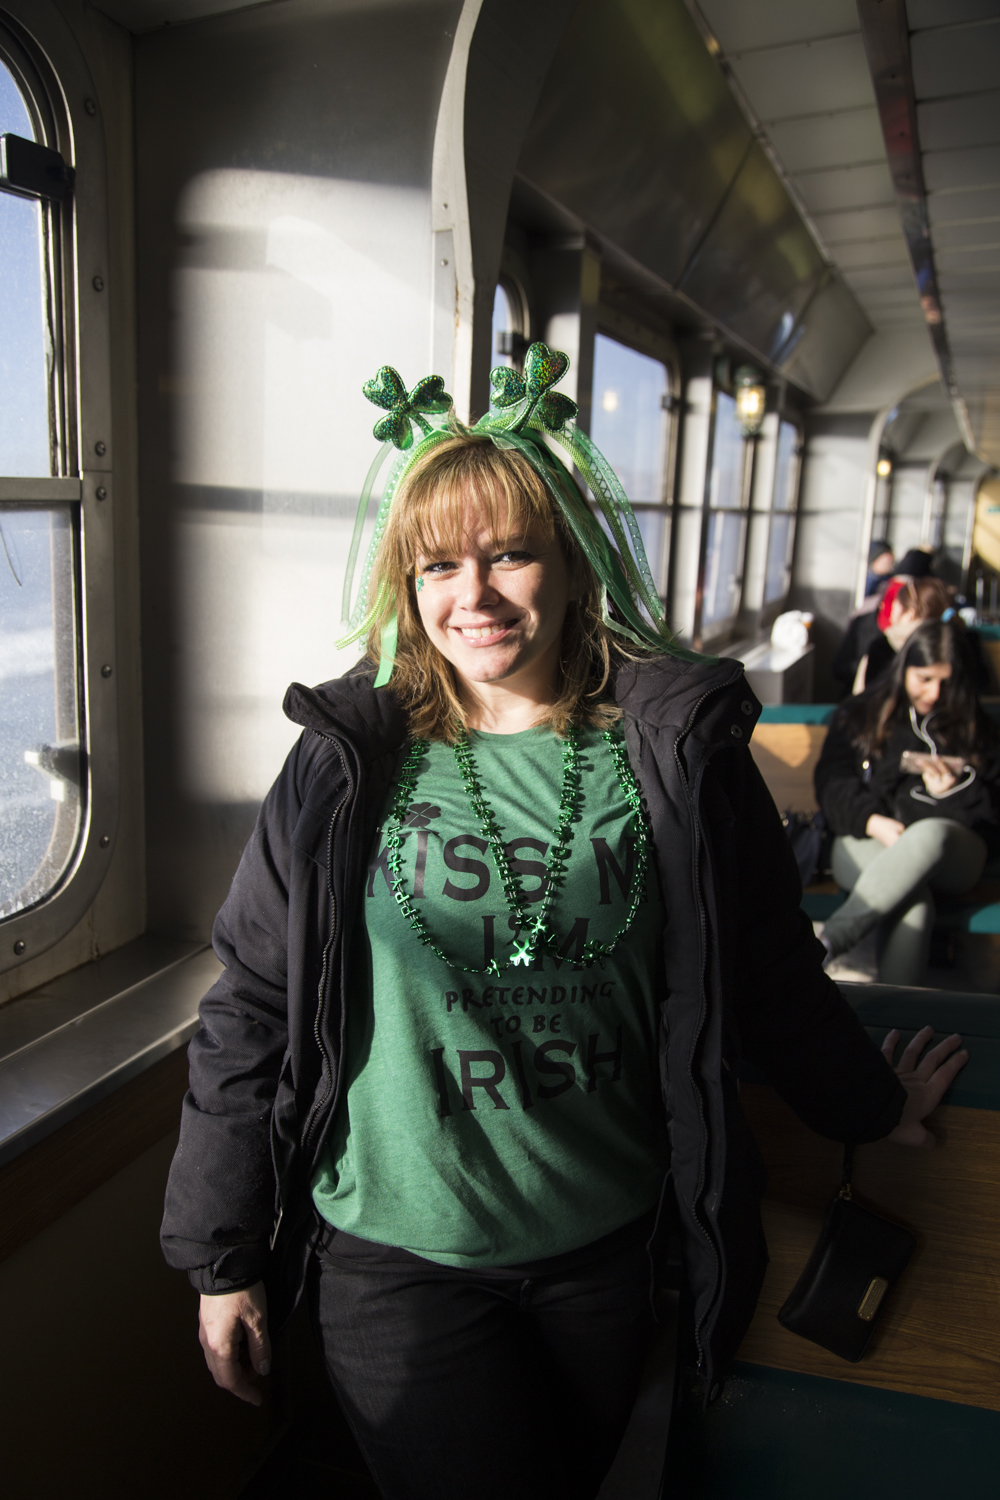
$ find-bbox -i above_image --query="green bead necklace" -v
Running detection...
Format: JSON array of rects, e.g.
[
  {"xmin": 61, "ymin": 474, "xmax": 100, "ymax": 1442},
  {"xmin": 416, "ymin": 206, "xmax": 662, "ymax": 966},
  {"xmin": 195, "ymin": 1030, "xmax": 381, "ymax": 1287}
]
[{"xmin": 384, "ymin": 724, "xmax": 650, "ymax": 978}]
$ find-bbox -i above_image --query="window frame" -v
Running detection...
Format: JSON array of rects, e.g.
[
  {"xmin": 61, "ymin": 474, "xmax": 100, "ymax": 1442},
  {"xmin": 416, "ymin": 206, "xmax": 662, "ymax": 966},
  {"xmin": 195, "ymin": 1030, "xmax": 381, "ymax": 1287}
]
[
  {"xmin": 693, "ymin": 377, "xmax": 753, "ymax": 650},
  {"xmin": 0, "ymin": 2, "xmax": 119, "ymax": 977},
  {"xmin": 739, "ymin": 406, "xmax": 805, "ymax": 636}
]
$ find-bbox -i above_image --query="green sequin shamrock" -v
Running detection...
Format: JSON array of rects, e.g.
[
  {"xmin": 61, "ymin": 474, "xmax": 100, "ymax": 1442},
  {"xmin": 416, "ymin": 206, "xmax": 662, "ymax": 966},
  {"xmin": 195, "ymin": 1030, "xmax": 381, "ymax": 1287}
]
[
  {"xmin": 362, "ymin": 367, "xmax": 452, "ymax": 450},
  {"xmin": 486, "ymin": 342, "xmax": 577, "ymax": 433}
]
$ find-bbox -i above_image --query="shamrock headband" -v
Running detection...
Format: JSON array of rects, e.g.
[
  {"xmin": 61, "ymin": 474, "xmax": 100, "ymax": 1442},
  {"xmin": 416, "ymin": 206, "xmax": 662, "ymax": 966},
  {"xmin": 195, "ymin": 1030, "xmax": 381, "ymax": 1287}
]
[{"xmin": 338, "ymin": 341, "xmax": 707, "ymax": 686}]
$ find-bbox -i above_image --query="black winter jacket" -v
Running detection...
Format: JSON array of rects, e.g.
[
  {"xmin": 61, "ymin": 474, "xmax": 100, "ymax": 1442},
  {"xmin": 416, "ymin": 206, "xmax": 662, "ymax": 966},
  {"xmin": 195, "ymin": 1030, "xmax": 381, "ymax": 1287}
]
[
  {"xmin": 815, "ymin": 704, "xmax": 1000, "ymax": 854},
  {"xmin": 161, "ymin": 654, "xmax": 905, "ymax": 1389}
]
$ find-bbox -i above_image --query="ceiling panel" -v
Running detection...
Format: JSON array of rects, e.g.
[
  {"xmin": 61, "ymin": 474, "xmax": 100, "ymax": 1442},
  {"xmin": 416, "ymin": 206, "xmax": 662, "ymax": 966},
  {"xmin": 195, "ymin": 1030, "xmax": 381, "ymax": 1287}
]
[
  {"xmin": 811, "ymin": 204, "xmax": 905, "ymax": 242},
  {"xmin": 924, "ymin": 144, "xmax": 1000, "ymax": 192},
  {"xmin": 698, "ymin": 0, "xmax": 860, "ymax": 53},
  {"xmin": 766, "ymin": 107, "xmax": 884, "ymax": 172},
  {"xmin": 693, "ymin": 1, "xmax": 922, "ymax": 349},
  {"xmin": 933, "ymin": 218, "xmax": 1000, "ymax": 247},
  {"xmin": 93, "ymin": 0, "xmax": 258, "ymax": 28},
  {"xmin": 928, "ymin": 187, "xmax": 1000, "ymax": 225},
  {"xmin": 910, "ymin": 19, "xmax": 1000, "ymax": 100},
  {"xmin": 794, "ymin": 161, "xmax": 895, "ymax": 213},
  {"xmin": 842, "ymin": 265, "xmax": 919, "ymax": 291},
  {"xmin": 908, "ymin": 0, "xmax": 1000, "ymax": 26},
  {"xmin": 918, "ymin": 92, "xmax": 1000, "ymax": 153},
  {"xmin": 833, "ymin": 235, "xmax": 910, "ymax": 269},
  {"xmin": 728, "ymin": 35, "xmax": 875, "ymax": 119}
]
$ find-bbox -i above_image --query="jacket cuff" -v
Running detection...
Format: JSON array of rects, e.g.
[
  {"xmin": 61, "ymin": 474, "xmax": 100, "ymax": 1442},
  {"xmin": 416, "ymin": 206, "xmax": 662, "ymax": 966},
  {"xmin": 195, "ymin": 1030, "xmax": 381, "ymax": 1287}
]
[
  {"xmin": 850, "ymin": 799, "xmax": 878, "ymax": 839},
  {"xmin": 851, "ymin": 1076, "xmax": 907, "ymax": 1143},
  {"xmin": 184, "ymin": 1244, "xmax": 270, "ymax": 1295}
]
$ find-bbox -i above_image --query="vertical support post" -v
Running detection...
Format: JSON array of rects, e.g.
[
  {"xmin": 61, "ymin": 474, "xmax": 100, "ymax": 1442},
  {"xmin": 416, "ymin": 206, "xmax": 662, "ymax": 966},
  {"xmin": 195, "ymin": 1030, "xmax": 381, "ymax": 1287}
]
[
  {"xmin": 531, "ymin": 235, "xmax": 601, "ymax": 437},
  {"xmin": 671, "ymin": 337, "xmax": 716, "ymax": 646}
]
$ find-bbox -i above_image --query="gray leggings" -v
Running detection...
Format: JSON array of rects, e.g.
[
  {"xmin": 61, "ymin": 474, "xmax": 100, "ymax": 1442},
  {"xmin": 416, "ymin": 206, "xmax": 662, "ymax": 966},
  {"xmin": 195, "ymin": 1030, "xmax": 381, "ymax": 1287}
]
[{"xmin": 824, "ymin": 817, "xmax": 987, "ymax": 986}]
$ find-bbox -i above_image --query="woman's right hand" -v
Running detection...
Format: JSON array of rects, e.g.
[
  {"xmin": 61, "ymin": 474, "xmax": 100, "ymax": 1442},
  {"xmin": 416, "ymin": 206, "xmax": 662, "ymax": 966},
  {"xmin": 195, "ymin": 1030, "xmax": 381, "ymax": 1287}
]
[
  {"xmin": 866, "ymin": 813, "xmax": 905, "ymax": 846},
  {"xmin": 198, "ymin": 1281, "xmax": 271, "ymax": 1406}
]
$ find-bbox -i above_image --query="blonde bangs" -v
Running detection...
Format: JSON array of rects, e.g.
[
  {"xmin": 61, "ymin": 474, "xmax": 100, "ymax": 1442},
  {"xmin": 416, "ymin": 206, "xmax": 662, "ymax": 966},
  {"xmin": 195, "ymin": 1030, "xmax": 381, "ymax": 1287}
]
[
  {"xmin": 363, "ymin": 433, "xmax": 631, "ymax": 743},
  {"xmin": 389, "ymin": 437, "xmax": 557, "ymax": 569}
]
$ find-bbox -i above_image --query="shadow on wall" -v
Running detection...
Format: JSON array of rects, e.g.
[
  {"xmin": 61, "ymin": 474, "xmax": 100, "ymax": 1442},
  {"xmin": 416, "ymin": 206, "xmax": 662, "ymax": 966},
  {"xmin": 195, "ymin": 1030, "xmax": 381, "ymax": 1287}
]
[{"xmin": 788, "ymin": 587, "xmax": 853, "ymax": 702}]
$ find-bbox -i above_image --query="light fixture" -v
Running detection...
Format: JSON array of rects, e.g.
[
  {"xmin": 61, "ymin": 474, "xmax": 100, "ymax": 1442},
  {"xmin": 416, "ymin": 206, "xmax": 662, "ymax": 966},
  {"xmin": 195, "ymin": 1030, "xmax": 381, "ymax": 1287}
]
[
  {"xmin": 733, "ymin": 366, "xmax": 767, "ymax": 437},
  {"xmin": 877, "ymin": 457, "xmax": 893, "ymax": 479}
]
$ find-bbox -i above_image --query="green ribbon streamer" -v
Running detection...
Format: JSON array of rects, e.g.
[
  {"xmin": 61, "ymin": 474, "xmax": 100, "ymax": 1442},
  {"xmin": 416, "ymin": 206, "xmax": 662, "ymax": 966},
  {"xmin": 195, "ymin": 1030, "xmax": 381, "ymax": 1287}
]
[{"xmin": 373, "ymin": 611, "xmax": 398, "ymax": 688}]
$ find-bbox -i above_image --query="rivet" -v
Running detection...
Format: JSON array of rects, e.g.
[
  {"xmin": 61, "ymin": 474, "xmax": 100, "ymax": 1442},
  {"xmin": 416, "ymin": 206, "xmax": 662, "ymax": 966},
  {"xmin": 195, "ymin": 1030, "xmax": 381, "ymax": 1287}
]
[
  {"xmin": 440, "ymin": 258, "xmax": 449, "ymax": 266},
  {"xmin": 92, "ymin": 274, "xmax": 104, "ymax": 291},
  {"xmin": 99, "ymin": 834, "xmax": 110, "ymax": 849},
  {"xmin": 95, "ymin": 440, "xmax": 107, "ymax": 456},
  {"xmin": 741, "ymin": 700, "xmax": 753, "ymax": 715},
  {"xmin": 101, "ymin": 663, "xmax": 113, "ymax": 678},
  {"xmin": 96, "ymin": 485, "xmax": 107, "ymax": 500},
  {"xmin": 13, "ymin": 940, "xmax": 26, "ymax": 955},
  {"xmin": 730, "ymin": 724, "xmax": 743, "ymax": 739},
  {"xmin": 84, "ymin": 98, "xmax": 96, "ymax": 116}
]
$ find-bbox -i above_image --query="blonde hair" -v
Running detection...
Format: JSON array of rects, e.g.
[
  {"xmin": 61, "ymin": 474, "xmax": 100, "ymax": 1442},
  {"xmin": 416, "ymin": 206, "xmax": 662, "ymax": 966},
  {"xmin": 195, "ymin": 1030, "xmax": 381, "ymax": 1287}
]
[{"xmin": 364, "ymin": 434, "xmax": 634, "ymax": 742}]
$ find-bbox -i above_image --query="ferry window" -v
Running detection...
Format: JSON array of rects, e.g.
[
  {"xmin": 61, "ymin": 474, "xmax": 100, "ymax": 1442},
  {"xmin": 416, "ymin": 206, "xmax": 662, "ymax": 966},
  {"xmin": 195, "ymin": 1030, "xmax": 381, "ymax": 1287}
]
[
  {"xmin": 0, "ymin": 59, "xmax": 52, "ymax": 475},
  {"xmin": 590, "ymin": 333, "xmax": 671, "ymax": 593},
  {"xmin": 492, "ymin": 276, "xmax": 527, "ymax": 367},
  {"xmin": 0, "ymin": 48, "xmax": 82, "ymax": 925},
  {"xmin": 763, "ymin": 419, "xmax": 800, "ymax": 606},
  {"xmin": 701, "ymin": 391, "xmax": 748, "ymax": 636}
]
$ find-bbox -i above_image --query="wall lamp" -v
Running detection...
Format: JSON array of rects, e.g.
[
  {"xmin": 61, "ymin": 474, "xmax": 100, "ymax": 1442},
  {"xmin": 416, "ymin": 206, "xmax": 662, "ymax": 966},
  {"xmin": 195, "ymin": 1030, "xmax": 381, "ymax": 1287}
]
[
  {"xmin": 877, "ymin": 456, "xmax": 893, "ymax": 479},
  {"xmin": 734, "ymin": 366, "xmax": 767, "ymax": 437}
]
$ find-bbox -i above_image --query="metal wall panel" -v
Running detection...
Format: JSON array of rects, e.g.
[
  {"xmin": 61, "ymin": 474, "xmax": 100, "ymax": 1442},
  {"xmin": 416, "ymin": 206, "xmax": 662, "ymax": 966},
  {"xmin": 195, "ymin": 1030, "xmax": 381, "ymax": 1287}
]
[
  {"xmin": 678, "ymin": 141, "xmax": 826, "ymax": 362},
  {"xmin": 779, "ymin": 274, "xmax": 874, "ymax": 404},
  {"xmin": 517, "ymin": 0, "xmax": 752, "ymax": 292}
]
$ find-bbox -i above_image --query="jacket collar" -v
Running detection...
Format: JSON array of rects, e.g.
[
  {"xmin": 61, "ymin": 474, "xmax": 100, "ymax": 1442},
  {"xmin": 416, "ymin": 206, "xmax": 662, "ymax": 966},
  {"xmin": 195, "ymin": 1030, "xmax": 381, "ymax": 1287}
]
[{"xmin": 283, "ymin": 653, "xmax": 757, "ymax": 761}]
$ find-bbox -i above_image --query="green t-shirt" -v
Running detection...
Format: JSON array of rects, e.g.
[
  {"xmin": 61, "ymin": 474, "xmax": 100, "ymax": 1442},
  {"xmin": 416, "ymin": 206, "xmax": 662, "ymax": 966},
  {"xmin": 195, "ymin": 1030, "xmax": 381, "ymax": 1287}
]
[{"xmin": 311, "ymin": 724, "xmax": 668, "ymax": 1267}]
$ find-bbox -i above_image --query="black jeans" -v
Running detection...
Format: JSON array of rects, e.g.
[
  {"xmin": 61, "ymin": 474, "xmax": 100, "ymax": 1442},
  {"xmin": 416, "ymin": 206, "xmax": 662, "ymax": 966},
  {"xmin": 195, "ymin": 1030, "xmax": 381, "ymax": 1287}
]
[{"xmin": 308, "ymin": 1214, "xmax": 657, "ymax": 1500}]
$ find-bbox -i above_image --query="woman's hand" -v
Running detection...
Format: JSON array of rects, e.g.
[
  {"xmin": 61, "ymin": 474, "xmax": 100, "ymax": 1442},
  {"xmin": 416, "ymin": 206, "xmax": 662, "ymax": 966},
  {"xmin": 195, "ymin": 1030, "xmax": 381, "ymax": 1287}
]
[
  {"xmin": 920, "ymin": 756, "xmax": 958, "ymax": 797},
  {"xmin": 198, "ymin": 1281, "xmax": 271, "ymax": 1406},
  {"xmin": 883, "ymin": 1025, "xmax": 968, "ymax": 1147},
  {"xmin": 866, "ymin": 813, "xmax": 905, "ymax": 846}
]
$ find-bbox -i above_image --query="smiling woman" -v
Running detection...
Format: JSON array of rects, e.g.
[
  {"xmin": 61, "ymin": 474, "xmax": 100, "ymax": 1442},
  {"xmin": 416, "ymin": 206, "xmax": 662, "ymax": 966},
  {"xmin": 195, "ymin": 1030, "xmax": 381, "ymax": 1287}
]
[{"xmin": 162, "ymin": 344, "xmax": 962, "ymax": 1500}]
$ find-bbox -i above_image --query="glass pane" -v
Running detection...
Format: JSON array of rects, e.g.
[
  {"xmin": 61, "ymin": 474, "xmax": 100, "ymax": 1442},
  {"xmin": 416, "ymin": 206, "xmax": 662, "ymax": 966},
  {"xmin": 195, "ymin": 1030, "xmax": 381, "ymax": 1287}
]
[
  {"xmin": 764, "ymin": 511, "xmax": 794, "ymax": 605},
  {"xmin": 702, "ymin": 509, "xmax": 745, "ymax": 630},
  {"xmin": 492, "ymin": 283, "xmax": 513, "ymax": 367},
  {"xmin": 709, "ymin": 391, "xmax": 745, "ymax": 509},
  {"xmin": 0, "ymin": 60, "xmax": 51, "ymax": 478},
  {"xmin": 634, "ymin": 506, "xmax": 666, "ymax": 594},
  {"xmin": 0, "ymin": 506, "xmax": 82, "ymax": 917},
  {"xmin": 773, "ymin": 420, "xmax": 798, "ymax": 512},
  {"xmin": 590, "ymin": 333, "xmax": 669, "ymax": 503}
]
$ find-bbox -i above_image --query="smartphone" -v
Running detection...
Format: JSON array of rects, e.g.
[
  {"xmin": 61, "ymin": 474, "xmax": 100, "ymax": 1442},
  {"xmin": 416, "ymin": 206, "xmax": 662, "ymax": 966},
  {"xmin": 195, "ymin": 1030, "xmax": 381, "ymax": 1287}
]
[{"xmin": 899, "ymin": 751, "xmax": 965, "ymax": 775}]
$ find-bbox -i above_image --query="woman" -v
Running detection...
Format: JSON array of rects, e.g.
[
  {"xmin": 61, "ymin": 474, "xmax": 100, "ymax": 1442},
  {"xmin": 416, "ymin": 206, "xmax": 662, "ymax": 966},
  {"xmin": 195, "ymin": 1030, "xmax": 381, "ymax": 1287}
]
[
  {"xmin": 162, "ymin": 346, "xmax": 963, "ymax": 1500},
  {"xmin": 816, "ymin": 619, "xmax": 1000, "ymax": 985}
]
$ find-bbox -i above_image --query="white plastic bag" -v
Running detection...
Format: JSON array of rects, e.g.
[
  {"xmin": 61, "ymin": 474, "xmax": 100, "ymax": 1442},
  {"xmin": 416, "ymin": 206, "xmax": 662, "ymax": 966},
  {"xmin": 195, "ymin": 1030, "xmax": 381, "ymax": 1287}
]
[{"xmin": 770, "ymin": 609, "xmax": 813, "ymax": 656}]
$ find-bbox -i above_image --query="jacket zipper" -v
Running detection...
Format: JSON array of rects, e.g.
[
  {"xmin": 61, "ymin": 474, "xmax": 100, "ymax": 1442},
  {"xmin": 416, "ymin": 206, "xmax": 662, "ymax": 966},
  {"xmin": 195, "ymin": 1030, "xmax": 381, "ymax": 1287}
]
[
  {"xmin": 299, "ymin": 732, "xmax": 355, "ymax": 1171},
  {"xmin": 671, "ymin": 667, "xmax": 743, "ymax": 1372}
]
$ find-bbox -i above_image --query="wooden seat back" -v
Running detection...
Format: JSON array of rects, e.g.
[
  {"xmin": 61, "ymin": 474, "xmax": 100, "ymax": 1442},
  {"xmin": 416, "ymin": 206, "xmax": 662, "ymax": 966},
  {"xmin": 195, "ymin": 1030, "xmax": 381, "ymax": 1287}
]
[{"xmin": 749, "ymin": 722, "xmax": 829, "ymax": 816}]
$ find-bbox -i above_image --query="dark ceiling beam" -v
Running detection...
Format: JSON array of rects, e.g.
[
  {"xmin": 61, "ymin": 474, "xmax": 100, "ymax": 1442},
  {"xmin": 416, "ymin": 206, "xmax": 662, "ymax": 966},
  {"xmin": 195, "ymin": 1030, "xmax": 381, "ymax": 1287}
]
[{"xmin": 856, "ymin": 0, "xmax": 955, "ymax": 396}]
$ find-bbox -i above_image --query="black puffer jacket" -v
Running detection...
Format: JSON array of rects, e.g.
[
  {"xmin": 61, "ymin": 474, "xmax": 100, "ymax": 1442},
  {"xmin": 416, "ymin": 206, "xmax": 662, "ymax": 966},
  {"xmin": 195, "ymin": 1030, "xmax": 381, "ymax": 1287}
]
[
  {"xmin": 161, "ymin": 655, "xmax": 904, "ymax": 1390},
  {"xmin": 815, "ymin": 704, "xmax": 1000, "ymax": 854}
]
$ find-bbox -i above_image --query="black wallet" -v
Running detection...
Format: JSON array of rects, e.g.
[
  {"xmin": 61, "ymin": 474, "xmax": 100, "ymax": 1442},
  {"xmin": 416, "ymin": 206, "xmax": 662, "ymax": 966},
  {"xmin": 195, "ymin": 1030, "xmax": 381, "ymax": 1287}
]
[{"xmin": 777, "ymin": 1146, "xmax": 916, "ymax": 1363}]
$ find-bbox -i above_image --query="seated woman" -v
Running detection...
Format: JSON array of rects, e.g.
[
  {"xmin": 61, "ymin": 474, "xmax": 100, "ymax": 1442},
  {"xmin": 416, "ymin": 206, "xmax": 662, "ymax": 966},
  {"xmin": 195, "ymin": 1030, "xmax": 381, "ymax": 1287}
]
[{"xmin": 816, "ymin": 619, "xmax": 1000, "ymax": 985}]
